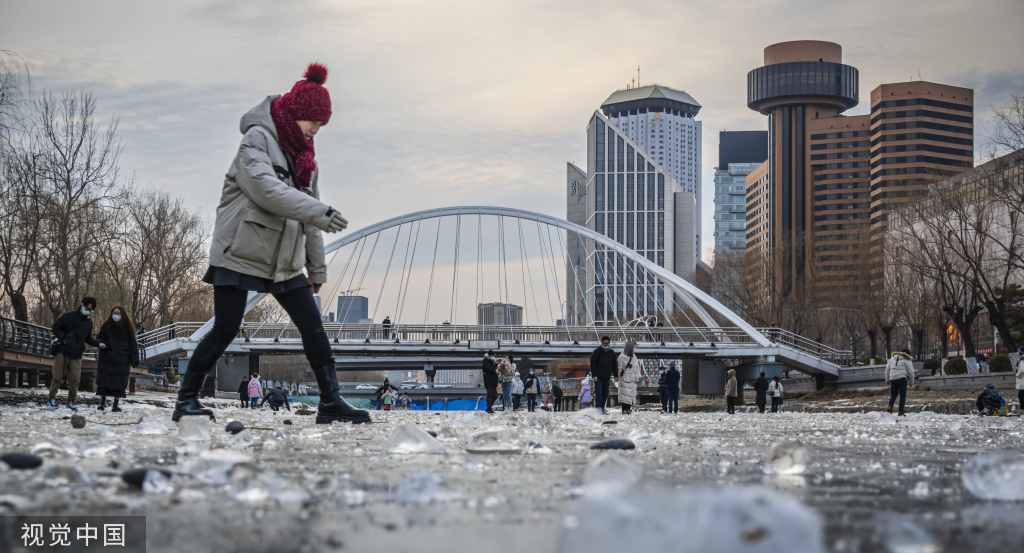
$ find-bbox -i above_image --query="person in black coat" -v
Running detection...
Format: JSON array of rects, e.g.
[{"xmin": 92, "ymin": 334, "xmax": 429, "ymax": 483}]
[
  {"xmin": 551, "ymin": 382, "xmax": 563, "ymax": 412},
  {"xmin": 754, "ymin": 372, "xmax": 769, "ymax": 414},
  {"xmin": 657, "ymin": 366, "xmax": 668, "ymax": 412},
  {"xmin": 665, "ymin": 362, "xmax": 681, "ymax": 414},
  {"xmin": 48, "ymin": 296, "xmax": 101, "ymax": 410},
  {"xmin": 482, "ymin": 350, "xmax": 498, "ymax": 413},
  {"xmin": 260, "ymin": 386, "xmax": 292, "ymax": 411},
  {"xmin": 238, "ymin": 376, "xmax": 250, "ymax": 409},
  {"xmin": 589, "ymin": 336, "xmax": 618, "ymax": 414},
  {"xmin": 94, "ymin": 305, "xmax": 140, "ymax": 412}
]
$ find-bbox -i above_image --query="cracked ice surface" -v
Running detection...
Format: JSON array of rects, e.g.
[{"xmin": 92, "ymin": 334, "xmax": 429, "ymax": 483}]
[{"xmin": 1, "ymin": 394, "xmax": 1024, "ymax": 552}]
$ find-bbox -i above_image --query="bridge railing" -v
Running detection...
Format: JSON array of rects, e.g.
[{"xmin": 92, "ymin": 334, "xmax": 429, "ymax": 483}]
[
  {"xmin": 0, "ymin": 316, "xmax": 54, "ymax": 357},
  {"xmin": 754, "ymin": 327, "xmax": 853, "ymax": 366}
]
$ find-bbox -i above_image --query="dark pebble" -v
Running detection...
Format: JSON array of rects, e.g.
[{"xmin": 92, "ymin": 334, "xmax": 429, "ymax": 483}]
[
  {"xmin": 602, "ymin": 420, "xmax": 618, "ymax": 425},
  {"xmin": 1, "ymin": 452, "xmax": 44, "ymax": 469},
  {"xmin": 283, "ymin": 420, "xmax": 293, "ymax": 425},
  {"xmin": 71, "ymin": 414, "xmax": 86, "ymax": 429},
  {"xmin": 225, "ymin": 421, "xmax": 246, "ymax": 434},
  {"xmin": 590, "ymin": 438, "xmax": 635, "ymax": 450},
  {"xmin": 121, "ymin": 468, "xmax": 173, "ymax": 489},
  {"xmin": 295, "ymin": 409, "xmax": 315, "ymax": 416},
  {"xmin": 426, "ymin": 430, "xmax": 438, "ymax": 437},
  {"xmin": 61, "ymin": 416, "xmax": 71, "ymax": 420}
]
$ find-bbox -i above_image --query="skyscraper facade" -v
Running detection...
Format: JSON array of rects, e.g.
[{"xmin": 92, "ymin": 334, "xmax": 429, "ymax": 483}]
[
  {"xmin": 714, "ymin": 131, "xmax": 768, "ymax": 258},
  {"xmin": 600, "ymin": 84, "xmax": 703, "ymax": 253},
  {"xmin": 744, "ymin": 40, "xmax": 973, "ymax": 302}
]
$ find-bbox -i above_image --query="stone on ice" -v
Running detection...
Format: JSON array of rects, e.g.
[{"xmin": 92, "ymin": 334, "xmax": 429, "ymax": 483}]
[
  {"xmin": 590, "ymin": 438, "xmax": 635, "ymax": 450},
  {"xmin": 1, "ymin": 452, "xmax": 44, "ymax": 469}
]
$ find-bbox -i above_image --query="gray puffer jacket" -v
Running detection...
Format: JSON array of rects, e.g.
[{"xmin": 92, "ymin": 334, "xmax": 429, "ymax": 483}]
[
  {"xmin": 208, "ymin": 96, "xmax": 336, "ymax": 284},
  {"xmin": 885, "ymin": 352, "xmax": 915, "ymax": 386}
]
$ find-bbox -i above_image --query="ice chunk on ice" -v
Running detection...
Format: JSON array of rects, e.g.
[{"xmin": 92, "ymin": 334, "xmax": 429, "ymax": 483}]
[
  {"xmin": 559, "ymin": 487, "xmax": 824, "ymax": 553},
  {"xmin": 178, "ymin": 417, "xmax": 211, "ymax": 441},
  {"xmin": 574, "ymin": 451, "xmax": 642, "ymax": 496},
  {"xmin": 395, "ymin": 473, "xmax": 463, "ymax": 504},
  {"xmin": 225, "ymin": 462, "xmax": 309, "ymax": 504},
  {"xmin": 343, "ymin": 488, "xmax": 367, "ymax": 507},
  {"xmin": 700, "ymin": 438, "xmax": 720, "ymax": 449},
  {"xmin": 961, "ymin": 452, "xmax": 1024, "ymax": 500},
  {"xmin": 199, "ymin": 449, "xmax": 253, "ymax": 464},
  {"xmin": 908, "ymin": 481, "xmax": 930, "ymax": 499},
  {"xmin": 452, "ymin": 412, "xmax": 492, "ymax": 429},
  {"xmin": 627, "ymin": 428, "xmax": 650, "ymax": 441},
  {"xmin": 874, "ymin": 513, "xmax": 939, "ymax": 553},
  {"xmin": 227, "ymin": 429, "xmax": 253, "ymax": 449},
  {"xmin": 526, "ymin": 411, "xmax": 553, "ymax": 432},
  {"xmin": 43, "ymin": 465, "xmax": 88, "ymax": 486},
  {"xmin": 80, "ymin": 442, "xmax": 120, "ymax": 458},
  {"xmin": 142, "ymin": 469, "xmax": 174, "ymax": 494},
  {"xmin": 29, "ymin": 441, "xmax": 66, "ymax": 458},
  {"xmin": 525, "ymin": 442, "xmax": 553, "ymax": 455},
  {"xmin": 947, "ymin": 421, "xmax": 963, "ymax": 432},
  {"xmin": 95, "ymin": 424, "xmax": 116, "ymax": 437},
  {"xmin": 874, "ymin": 412, "xmax": 897, "ymax": 425},
  {"xmin": 650, "ymin": 429, "xmax": 677, "ymax": 442},
  {"xmin": 764, "ymin": 441, "xmax": 809, "ymax": 475},
  {"xmin": 385, "ymin": 422, "xmax": 448, "ymax": 454},
  {"xmin": 141, "ymin": 416, "xmax": 177, "ymax": 431},
  {"xmin": 175, "ymin": 442, "xmax": 202, "ymax": 457},
  {"xmin": 134, "ymin": 422, "xmax": 169, "ymax": 435},
  {"xmin": 465, "ymin": 426, "xmax": 521, "ymax": 454}
]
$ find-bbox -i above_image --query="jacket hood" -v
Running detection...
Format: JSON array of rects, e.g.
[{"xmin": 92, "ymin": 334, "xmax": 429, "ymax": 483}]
[
  {"xmin": 727, "ymin": 369, "xmax": 736, "ymax": 378},
  {"xmin": 240, "ymin": 95, "xmax": 281, "ymax": 140},
  {"xmin": 893, "ymin": 352, "xmax": 912, "ymax": 360},
  {"xmin": 985, "ymin": 384, "xmax": 996, "ymax": 391}
]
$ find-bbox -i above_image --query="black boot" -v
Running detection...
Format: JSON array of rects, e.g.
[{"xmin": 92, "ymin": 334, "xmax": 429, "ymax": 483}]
[
  {"xmin": 97, "ymin": 397, "xmax": 107, "ymax": 411},
  {"xmin": 172, "ymin": 370, "xmax": 215, "ymax": 422},
  {"xmin": 313, "ymin": 363, "xmax": 370, "ymax": 424},
  {"xmin": 111, "ymin": 398, "xmax": 122, "ymax": 412}
]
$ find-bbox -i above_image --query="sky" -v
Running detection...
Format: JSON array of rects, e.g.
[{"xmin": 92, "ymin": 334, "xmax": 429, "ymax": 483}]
[{"xmin": 2, "ymin": 0, "xmax": 1023, "ymax": 266}]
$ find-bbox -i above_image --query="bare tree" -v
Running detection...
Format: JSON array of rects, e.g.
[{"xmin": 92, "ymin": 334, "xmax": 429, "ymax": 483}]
[{"xmin": 991, "ymin": 88, "xmax": 1024, "ymax": 154}]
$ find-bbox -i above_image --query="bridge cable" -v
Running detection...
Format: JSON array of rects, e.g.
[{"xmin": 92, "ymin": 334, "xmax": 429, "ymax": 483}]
[
  {"xmin": 543, "ymin": 221, "xmax": 578, "ymax": 340},
  {"xmin": 449, "ymin": 212, "xmax": 463, "ymax": 329},
  {"xmin": 337, "ymin": 236, "xmax": 372, "ymax": 337},
  {"xmin": 554, "ymin": 226, "xmax": 600, "ymax": 341},
  {"xmin": 422, "ymin": 217, "xmax": 442, "ymax": 325},
  {"xmin": 571, "ymin": 229, "xmax": 630, "ymax": 343},
  {"xmin": 366, "ymin": 222, "xmax": 404, "ymax": 339},
  {"xmin": 533, "ymin": 218, "xmax": 569, "ymax": 342},
  {"xmin": 316, "ymin": 245, "xmax": 344, "ymax": 317},
  {"xmin": 515, "ymin": 217, "xmax": 542, "ymax": 338},
  {"xmin": 319, "ymin": 234, "xmax": 361, "ymax": 321},
  {"xmin": 395, "ymin": 219, "xmax": 422, "ymax": 328}
]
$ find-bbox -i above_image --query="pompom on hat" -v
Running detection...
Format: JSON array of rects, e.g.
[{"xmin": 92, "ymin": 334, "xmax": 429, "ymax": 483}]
[{"xmin": 285, "ymin": 63, "xmax": 332, "ymax": 124}]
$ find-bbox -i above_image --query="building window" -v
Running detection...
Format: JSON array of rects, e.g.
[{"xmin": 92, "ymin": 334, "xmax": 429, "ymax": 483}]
[
  {"xmin": 617, "ymin": 137, "xmax": 625, "ymax": 172},
  {"xmin": 657, "ymin": 212, "xmax": 665, "ymax": 249},
  {"xmin": 637, "ymin": 173, "xmax": 645, "ymax": 207},
  {"xmin": 595, "ymin": 213, "xmax": 605, "ymax": 237},
  {"xmin": 657, "ymin": 174, "xmax": 665, "ymax": 210},
  {"xmin": 617, "ymin": 174, "xmax": 625, "ymax": 211},
  {"xmin": 648, "ymin": 175, "xmax": 655, "ymax": 210},
  {"xmin": 627, "ymin": 213, "xmax": 634, "ymax": 248},
  {"xmin": 617, "ymin": 213, "xmax": 624, "ymax": 244},
  {"xmin": 595, "ymin": 174, "xmax": 604, "ymax": 211},
  {"xmin": 637, "ymin": 212, "xmax": 645, "ymax": 250},
  {"xmin": 627, "ymin": 145, "xmax": 634, "ymax": 172},
  {"xmin": 626, "ymin": 174, "xmax": 635, "ymax": 210}
]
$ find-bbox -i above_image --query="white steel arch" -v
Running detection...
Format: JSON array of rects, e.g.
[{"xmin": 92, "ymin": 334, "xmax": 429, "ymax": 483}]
[{"xmin": 190, "ymin": 206, "xmax": 771, "ymax": 347}]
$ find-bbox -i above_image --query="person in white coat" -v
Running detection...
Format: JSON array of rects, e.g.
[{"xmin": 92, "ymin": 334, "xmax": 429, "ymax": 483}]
[
  {"xmin": 1015, "ymin": 346, "xmax": 1024, "ymax": 412},
  {"xmin": 511, "ymin": 373, "xmax": 525, "ymax": 411},
  {"xmin": 767, "ymin": 376, "xmax": 784, "ymax": 413},
  {"xmin": 885, "ymin": 349, "xmax": 915, "ymax": 417},
  {"xmin": 616, "ymin": 341, "xmax": 641, "ymax": 414}
]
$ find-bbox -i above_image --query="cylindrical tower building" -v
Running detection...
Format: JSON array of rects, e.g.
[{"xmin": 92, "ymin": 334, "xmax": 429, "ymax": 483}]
[{"xmin": 746, "ymin": 40, "xmax": 859, "ymax": 293}]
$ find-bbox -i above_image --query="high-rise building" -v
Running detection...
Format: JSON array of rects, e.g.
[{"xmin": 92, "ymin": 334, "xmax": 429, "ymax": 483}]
[
  {"xmin": 744, "ymin": 40, "xmax": 973, "ymax": 302},
  {"xmin": 600, "ymin": 84, "xmax": 703, "ymax": 253},
  {"xmin": 565, "ymin": 162, "xmax": 589, "ymax": 326},
  {"xmin": 714, "ymin": 131, "xmax": 768, "ymax": 257},
  {"xmin": 336, "ymin": 296, "xmax": 369, "ymax": 324},
  {"xmin": 476, "ymin": 302, "xmax": 523, "ymax": 326},
  {"xmin": 565, "ymin": 104, "xmax": 696, "ymax": 326}
]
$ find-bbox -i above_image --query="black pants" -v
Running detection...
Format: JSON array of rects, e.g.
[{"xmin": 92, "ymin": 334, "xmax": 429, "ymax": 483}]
[
  {"xmin": 667, "ymin": 389, "xmax": 679, "ymax": 413},
  {"xmin": 268, "ymin": 398, "xmax": 290, "ymax": 411},
  {"xmin": 239, "ymin": 397, "xmax": 248, "ymax": 409},
  {"xmin": 185, "ymin": 286, "xmax": 333, "ymax": 393},
  {"xmin": 512, "ymin": 394, "xmax": 521, "ymax": 410},
  {"xmin": 756, "ymin": 401, "xmax": 766, "ymax": 414},
  {"xmin": 771, "ymin": 396, "xmax": 781, "ymax": 413},
  {"xmin": 526, "ymin": 393, "xmax": 537, "ymax": 412},
  {"xmin": 727, "ymin": 396, "xmax": 736, "ymax": 414},
  {"xmin": 553, "ymin": 396, "xmax": 562, "ymax": 412},
  {"xmin": 1019, "ymin": 390, "xmax": 1024, "ymax": 411},
  {"xmin": 889, "ymin": 377, "xmax": 908, "ymax": 411},
  {"xmin": 485, "ymin": 386, "xmax": 497, "ymax": 412},
  {"xmin": 597, "ymin": 378, "xmax": 610, "ymax": 411},
  {"xmin": 659, "ymin": 390, "xmax": 668, "ymax": 412}
]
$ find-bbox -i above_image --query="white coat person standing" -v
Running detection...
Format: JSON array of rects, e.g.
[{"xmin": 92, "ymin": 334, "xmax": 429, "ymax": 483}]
[
  {"xmin": 767, "ymin": 376, "xmax": 784, "ymax": 413},
  {"xmin": 171, "ymin": 63, "xmax": 368, "ymax": 425},
  {"xmin": 616, "ymin": 341, "xmax": 641, "ymax": 414}
]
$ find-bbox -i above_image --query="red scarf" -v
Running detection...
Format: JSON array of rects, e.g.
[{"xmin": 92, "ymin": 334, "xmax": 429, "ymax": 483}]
[{"xmin": 270, "ymin": 96, "xmax": 316, "ymax": 189}]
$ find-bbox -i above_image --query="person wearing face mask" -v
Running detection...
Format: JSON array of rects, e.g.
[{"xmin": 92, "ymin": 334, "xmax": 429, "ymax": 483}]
[
  {"xmin": 173, "ymin": 63, "xmax": 368, "ymax": 425},
  {"xmin": 523, "ymin": 369, "xmax": 540, "ymax": 412},
  {"xmin": 589, "ymin": 336, "xmax": 619, "ymax": 414},
  {"xmin": 47, "ymin": 296, "xmax": 102, "ymax": 410},
  {"xmin": 616, "ymin": 341, "xmax": 641, "ymax": 415},
  {"xmin": 94, "ymin": 305, "xmax": 140, "ymax": 412}
]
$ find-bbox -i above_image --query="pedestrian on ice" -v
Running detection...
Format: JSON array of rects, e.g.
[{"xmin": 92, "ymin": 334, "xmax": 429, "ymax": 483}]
[
  {"xmin": 482, "ymin": 350, "xmax": 498, "ymax": 413},
  {"xmin": 248, "ymin": 374, "xmax": 263, "ymax": 409},
  {"xmin": 238, "ymin": 375, "xmax": 250, "ymax": 409},
  {"xmin": 665, "ymin": 362, "xmax": 680, "ymax": 414},
  {"xmin": 1015, "ymin": 346, "xmax": 1024, "ymax": 412},
  {"xmin": 48, "ymin": 296, "xmax": 101, "ymax": 411},
  {"xmin": 375, "ymin": 378, "xmax": 393, "ymax": 410},
  {"xmin": 260, "ymin": 385, "xmax": 291, "ymax": 411},
  {"xmin": 754, "ymin": 371, "xmax": 769, "ymax": 414},
  {"xmin": 657, "ymin": 366, "xmax": 668, "ymax": 412},
  {"xmin": 523, "ymin": 369, "xmax": 541, "ymax": 412},
  {"xmin": 768, "ymin": 376, "xmax": 784, "ymax": 413},
  {"xmin": 512, "ymin": 372, "xmax": 524, "ymax": 411},
  {"xmin": 172, "ymin": 63, "xmax": 368, "ymax": 425},
  {"xmin": 885, "ymin": 349, "xmax": 914, "ymax": 417},
  {"xmin": 497, "ymin": 355, "xmax": 517, "ymax": 412},
  {"xmin": 94, "ymin": 305, "xmax": 140, "ymax": 412},
  {"xmin": 976, "ymin": 384, "xmax": 1006, "ymax": 416},
  {"xmin": 545, "ymin": 389, "xmax": 554, "ymax": 410},
  {"xmin": 589, "ymin": 336, "xmax": 619, "ymax": 414},
  {"xmin": 382, "ymin": 315, "xmax": 392, "ymax": 339},
  {"xmin": 551, "ymin": 381, "xmax": 563, "ymax": 412},
  {"xmin": 381, "ymin": 387, "xmax": 394, "ymax": 411},
  {"xmin": 580, "ymin": 375, "xmax": 592, "ymax": 408},
  {"xmin": 617, "ymin": 341, "xmax": 640, "ymax": 414},
  {"xmin": 725, "ymin": 368, "xmax": 738, "ymax": 414}
]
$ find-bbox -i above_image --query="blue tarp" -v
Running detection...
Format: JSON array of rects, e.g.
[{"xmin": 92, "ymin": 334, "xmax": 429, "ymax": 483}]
[{"xmin": 291, "ymin": 396, "xmax": 486, "ymax": 411}]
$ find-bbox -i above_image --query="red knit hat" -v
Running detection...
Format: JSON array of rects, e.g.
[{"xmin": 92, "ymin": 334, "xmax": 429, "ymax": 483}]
[{"xmin": 284, "ymin": 63, "xmax": 332, "ymax": 124}]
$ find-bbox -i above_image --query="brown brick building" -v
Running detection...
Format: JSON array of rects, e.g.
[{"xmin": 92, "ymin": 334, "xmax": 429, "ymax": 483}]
[{"xmin": 745, "ymin": 41, "xmax": 973, "ymax": 305}]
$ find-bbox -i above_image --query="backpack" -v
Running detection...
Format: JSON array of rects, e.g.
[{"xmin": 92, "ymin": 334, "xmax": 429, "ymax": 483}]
[{"xmin": 982, "ymin": 389, "xmax": 1004, "ymax": 413}]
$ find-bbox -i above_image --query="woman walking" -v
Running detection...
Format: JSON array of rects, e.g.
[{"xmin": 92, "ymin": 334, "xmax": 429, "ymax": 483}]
[
  {"xmin": 885, "ymin": 349, "xmax": 915, "ymax": 417},
  {"xmin": 617, "ymin": 341, "xmax": 640, "ymax": 414},
  {"xmin": 497, "ymin": 355, "xmax": 516, "ymax": 412},
  {"xmin": 725, "ymin": 369, "xmax": 738, "ymax": 415},
  {"xmin": 523, "ymin": 370, "xmax": 540, "ymax": 412},
  {"xmin": 170, "ymin": 63, "xmax": 368, "ymax": 424},
  {"xmin": 94, "ymin": 306, "xmax": 139, "ymax": 412},
  {"xmin": 768, "ymin": 376, "xmax": 784, "ymax": 413}
]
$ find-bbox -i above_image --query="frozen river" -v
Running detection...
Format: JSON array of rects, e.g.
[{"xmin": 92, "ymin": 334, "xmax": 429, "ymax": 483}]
[{"xmin": 1, "ymin": 394, "xmax": 1022, "ymax": 552}]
